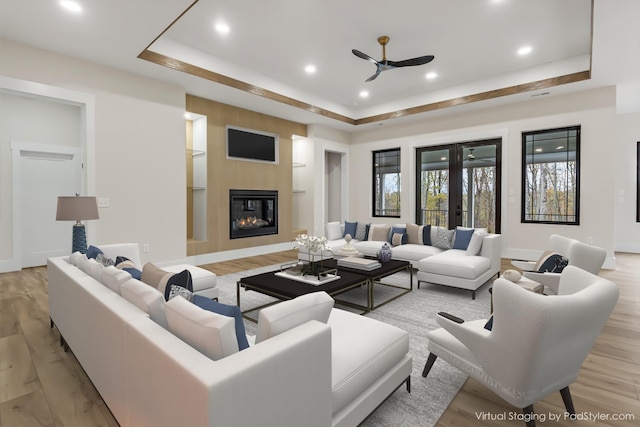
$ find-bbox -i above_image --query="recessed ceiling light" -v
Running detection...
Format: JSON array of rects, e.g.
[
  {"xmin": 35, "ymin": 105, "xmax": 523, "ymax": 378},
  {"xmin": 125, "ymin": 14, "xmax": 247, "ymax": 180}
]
[
  {"xmin": 440, "ymin": 157, "xmax": 447, "ymax": 161},
  {"xmin": 518, "ymin": 46, "xmax": 532, "ymax": 56},
  {"xmin": 556, "ymin": 145, "xmax": 565, "ymax": 150},
  {"xmin": 359, "ymin": 90, "xmax": 369, "ymax": 98},
  {"xmin": 60, "ymin": 0, "xmax": 82, "ymax": 13},
  {"xmin": 535, "ymin": 148, "xmax": 543, "ymax": 152},
  {"xmin": 304, "ymin": 64, "xmax": 316, "ymax": 75},
  {"xmin": 215, "ymin": 22, "xmax": 230, "ymax": 35},
  {"xmin": 425, "ymin": 71, "xmax": 438, "ymax": 80}
]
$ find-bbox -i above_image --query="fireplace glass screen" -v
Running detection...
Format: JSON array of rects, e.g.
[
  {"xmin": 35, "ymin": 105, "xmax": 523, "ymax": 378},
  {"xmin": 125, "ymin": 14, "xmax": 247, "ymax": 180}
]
[{"xmin": 229, "ymin": 190, "xmax": 278, "ymax": 239}]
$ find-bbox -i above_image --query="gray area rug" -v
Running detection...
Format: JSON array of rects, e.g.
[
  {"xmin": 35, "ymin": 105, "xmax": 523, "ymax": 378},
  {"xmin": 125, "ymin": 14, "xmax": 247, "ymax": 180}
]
[{"xmin": 215, "ymin": 265, "xmax": 494, "ymax": 427}]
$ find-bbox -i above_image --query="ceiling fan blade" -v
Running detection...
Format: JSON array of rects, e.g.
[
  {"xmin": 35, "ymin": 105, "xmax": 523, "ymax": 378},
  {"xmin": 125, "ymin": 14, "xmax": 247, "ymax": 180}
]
[
  {"xmin": 388, "ymin": 55, "xmax": 435, "ymax": 68},
  {"xmin": 365, "ymin": 71, "xmax": 381, "ymax": 82},
  {"xmin": 352, "ymin": 49, "xmax": 379, "ymax": 65}
]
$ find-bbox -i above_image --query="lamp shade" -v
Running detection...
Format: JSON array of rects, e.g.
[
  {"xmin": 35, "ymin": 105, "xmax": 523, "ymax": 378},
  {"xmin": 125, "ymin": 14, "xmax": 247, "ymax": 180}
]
[{"xmin": 56, "ymin": 196, "xmax": 100, "ymax": 221}]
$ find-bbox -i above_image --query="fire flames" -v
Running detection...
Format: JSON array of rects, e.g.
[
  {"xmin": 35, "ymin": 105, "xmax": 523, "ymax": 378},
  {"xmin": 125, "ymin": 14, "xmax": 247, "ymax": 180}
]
[{"xmin": 237, "ymin": 216, "xmax": 270, "ymax": 229}]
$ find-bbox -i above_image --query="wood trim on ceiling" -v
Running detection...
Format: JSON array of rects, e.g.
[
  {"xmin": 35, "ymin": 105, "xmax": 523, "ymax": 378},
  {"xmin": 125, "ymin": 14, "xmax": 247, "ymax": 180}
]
[{"xmin": 138, "ymin": 0, "xmax": 593, "ymax": 127}]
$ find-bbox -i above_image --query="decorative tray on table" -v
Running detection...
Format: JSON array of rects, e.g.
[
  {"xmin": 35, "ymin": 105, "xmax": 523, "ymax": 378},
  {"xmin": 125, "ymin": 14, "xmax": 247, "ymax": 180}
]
[{"xmin": 275, "ymin": 261, "xmax": 341, "ymax": 286}]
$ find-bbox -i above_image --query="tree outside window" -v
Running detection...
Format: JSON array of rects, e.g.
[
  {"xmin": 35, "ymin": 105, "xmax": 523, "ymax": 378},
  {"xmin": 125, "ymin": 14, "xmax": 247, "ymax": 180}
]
[
  {"xmin": 373, "ymin": 148, "xmax": 401, "ymax": 217},
  {"xmin": 521, "ymin": 126, "xmax": 580, "ymax": 224}
]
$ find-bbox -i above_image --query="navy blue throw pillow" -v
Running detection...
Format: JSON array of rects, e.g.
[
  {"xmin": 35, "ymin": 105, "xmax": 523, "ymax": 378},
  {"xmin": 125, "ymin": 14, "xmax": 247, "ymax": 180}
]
[
  {"xmin": 164, "ymin": 269, "xmax": 193, "ymax": 301},
  {"xmin": 192, "ymin": 295, "xmax": 250, "ymax": 351},
  {"xmin": 123, "ymin": 267, "xmax": 142, "ymax": 280},
  {"xmin": 537, "ymin": 253, "xmax": 569, "ymax": 273},
  {"xmin": 422, "ymin": 225, "xmax": 432, "ymax": 246},
  {"xmin": 86, "ymin": 245, "xmax": 103, "ymax": 259}
]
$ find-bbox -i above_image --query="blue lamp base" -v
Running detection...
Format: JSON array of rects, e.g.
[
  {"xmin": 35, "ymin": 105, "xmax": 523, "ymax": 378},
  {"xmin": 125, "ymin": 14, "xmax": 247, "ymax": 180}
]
[{"xmin": 72, "ymin": 223, "xmax": 88, "ymax": 254}]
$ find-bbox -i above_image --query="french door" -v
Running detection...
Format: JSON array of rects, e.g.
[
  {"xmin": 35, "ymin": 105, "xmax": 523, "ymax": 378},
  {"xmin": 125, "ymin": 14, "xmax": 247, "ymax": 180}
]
[{"xmin": 415, "ymin": 139, "xmax": 501, "ymax": 233}]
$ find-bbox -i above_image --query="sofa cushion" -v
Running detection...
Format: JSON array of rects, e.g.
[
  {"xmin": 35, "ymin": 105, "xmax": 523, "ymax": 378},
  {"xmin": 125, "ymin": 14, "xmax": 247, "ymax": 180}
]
[
  {"xmin": 418, "ymin": 250, "xmax": 491, "ymax": 279},
  {"xmin": 87, "ymin": 259, "xmax": 104, "ymax": 281},
  {"xmin": 422, "ymin": 224, "xmax": 432, "ymax": 245},
  {"xmin": 163, "ymin": 264, "xmax": 218, "ymax": 294},
  {"xmin": 343, "ymin": 220, "xmax": 358, "ymax": 238},
  {"xmin": 354, "ymin": 222, "xmax": 369, "ymax": 240},
  {"xmin": 405, "ymin": 223, "xmax": 421, "ymax": 244},
  {"xmin": 535, "ymin": 251, "xmax": 569, "ymax": 273},
  {"xmin": 255, "ymin": 292, "xmax": 334, "ymax": 344},
  {"xmin": 389, "ymin": 226, "xmax": 406, "ymax": 244},
  {"xmin": 391, "ymin": 232, "xmax": 407, "ymax": 246},
  {"xmin": 86, "ymin": 245, "xmax": 103, "ymax": 260},
  {"xmin": 163, "ymin": 269, "xmax": 193, "ymax": 301},
  {"xmin": 390, "ymin": 243, "xmax": 442, "ymax": 262},
  {"xmin": 326, "ymin": 221, "xmax": 343, "ymax": 240},
  {"xmin": 101, "ymin": 265, "xmax": 132, "ymax": 294},
  {"xmin": 432, "ymin": 227, "xmax": 454, "ymax": 249},
  {"xmin": 120, "ymin": 278, "xmax": 168, "ymax": 329},
  {"xmin": 353, "ymin": 240, "xmax": 389, "ymax": 257},
  {"xmin": 141, "ymin": 262, "xmax": 173, "ymax": 291},
  {"xmin": 328, "ymin": 308, "xmax": 410, "ymax": 415},
  {"xmin": 165, "ymin": 295, "xmax": 238, "ymax": 360},
  {"xmin": 453, "ymin": 227, "xmax": 475, "ymax": 250},
  {"xmin": 466, "ymin": 229, "xmax": 488, "ymax": 255},
  {"xmin": 70, "ymin": 251, "xmax": 85, "ymax": 266},
  {"xmin": 192, "ymin": 295, "xmax": 250, "ymax": 351},
  {"xmin": 368, "ymin": 224, "xmax": 391, "ymax": 242}
]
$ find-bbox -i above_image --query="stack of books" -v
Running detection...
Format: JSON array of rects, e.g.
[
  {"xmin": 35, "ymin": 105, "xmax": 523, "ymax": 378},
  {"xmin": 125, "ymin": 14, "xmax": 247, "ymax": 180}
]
[{"xmin": 337, "ymin": 256, "xmax": 381, "ymax": 271}]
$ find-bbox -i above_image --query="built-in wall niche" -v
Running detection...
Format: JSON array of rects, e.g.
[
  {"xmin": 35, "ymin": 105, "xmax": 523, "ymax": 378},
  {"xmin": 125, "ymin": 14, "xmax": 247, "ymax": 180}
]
[{"xmin": 186, "ymin": 112, "xmax": 207, "ymax": 243}]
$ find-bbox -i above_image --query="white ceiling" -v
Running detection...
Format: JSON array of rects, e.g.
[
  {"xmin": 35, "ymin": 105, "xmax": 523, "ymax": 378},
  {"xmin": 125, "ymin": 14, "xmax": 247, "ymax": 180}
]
[{"xmin": 0, "ymin": 0, "xmax": 637, "ymax": 132}]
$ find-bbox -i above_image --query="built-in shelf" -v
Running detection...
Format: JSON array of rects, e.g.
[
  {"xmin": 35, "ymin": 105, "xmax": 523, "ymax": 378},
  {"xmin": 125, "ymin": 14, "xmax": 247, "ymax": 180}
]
[
  {"xmin": 189, "ymin": 187, "xmax": 206, "ymax": 191},
  {"xmin": 293, "ymin": 189, "xmax": 306, "ymax": 193},
  {"xmin": 187, "ymin": 148, "xmax": 205, "ymax": 156},
  {"xmin": 292, "ymin": 162, "xmax": 306, "ymax": 168}
]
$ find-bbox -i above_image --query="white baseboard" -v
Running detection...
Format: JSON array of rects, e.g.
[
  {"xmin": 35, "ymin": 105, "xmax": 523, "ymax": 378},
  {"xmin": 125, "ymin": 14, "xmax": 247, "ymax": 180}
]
[{"xmin": 191, "ymin": 242, "xmax": 294, "ymax": 266}]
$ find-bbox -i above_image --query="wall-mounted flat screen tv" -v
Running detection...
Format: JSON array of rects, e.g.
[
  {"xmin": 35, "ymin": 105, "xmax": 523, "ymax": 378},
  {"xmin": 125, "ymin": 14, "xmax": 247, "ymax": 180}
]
[{"xmin": 226, "ymin": 126, "xmax": 279, "ymax": 163}]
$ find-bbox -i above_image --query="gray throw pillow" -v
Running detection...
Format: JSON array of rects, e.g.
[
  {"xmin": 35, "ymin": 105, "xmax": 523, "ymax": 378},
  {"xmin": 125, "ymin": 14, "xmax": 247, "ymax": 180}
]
[{"xmin": 433, "ymin": 227, "xmax": 454, "ymax": 249}]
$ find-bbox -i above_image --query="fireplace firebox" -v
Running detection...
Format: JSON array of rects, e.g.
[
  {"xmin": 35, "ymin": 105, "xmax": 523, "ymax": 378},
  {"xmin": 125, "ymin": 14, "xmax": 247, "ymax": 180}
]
[{"xmin": 229, "ymin": 190, "xmax": 278, "ymax": 239}]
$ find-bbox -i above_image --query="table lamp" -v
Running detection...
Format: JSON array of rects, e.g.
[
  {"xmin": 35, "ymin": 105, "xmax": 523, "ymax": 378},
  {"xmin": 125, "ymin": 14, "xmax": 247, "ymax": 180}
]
[{"xmin": 56, "ymin": 195, "xmax": 100, "ymax": 254}]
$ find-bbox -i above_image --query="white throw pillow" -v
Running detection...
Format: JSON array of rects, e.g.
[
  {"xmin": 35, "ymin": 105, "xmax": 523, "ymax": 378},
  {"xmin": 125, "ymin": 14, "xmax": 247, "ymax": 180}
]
[
  {"xmin": 255, "ymin": 292, "xmax": 334, "ymax": 344},
  {"xmin": 326, "ymin": 222, "xmax": 343, "ymax": 241},
  {"xmin": 466, "ymin": 229, "xmax": 488, "ymax": 256},
  {"xmin": 121, "ymin": 278, "xmax": 168, "ymax": 329},
  {"xmin": 165, "ymin": 296, "xmax": 238, "ymax": 360},
  {"xmin": 70, "ymin": 251, "xmax": 85, "ymax": 266},
  {"xmin": 101, "ymin": 266, "xmax": 132, "ymax": 294}
]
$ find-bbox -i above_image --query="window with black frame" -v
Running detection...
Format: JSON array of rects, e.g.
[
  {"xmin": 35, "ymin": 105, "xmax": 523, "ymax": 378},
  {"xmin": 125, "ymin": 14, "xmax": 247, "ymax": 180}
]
[
  {"xmin": 373, "ymin": 148, "xmax": 401, "ymax": 217},
  {"xmin": 522, "ymin": 126, "xmax": 580, "ymax": 224}
]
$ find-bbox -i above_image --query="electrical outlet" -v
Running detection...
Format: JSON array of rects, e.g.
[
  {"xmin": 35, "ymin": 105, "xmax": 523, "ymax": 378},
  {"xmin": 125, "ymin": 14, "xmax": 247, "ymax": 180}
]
[
  {"xmin": 586, "ymin": 237, "xmax": 593, "ymax": 245},
  {"xmin": 98, "ymin": 197, "xmax": 110, "ymax": 208},
  {"xmin": 143, "ymin": 244, "xmax": 150, "ymax": 253}
]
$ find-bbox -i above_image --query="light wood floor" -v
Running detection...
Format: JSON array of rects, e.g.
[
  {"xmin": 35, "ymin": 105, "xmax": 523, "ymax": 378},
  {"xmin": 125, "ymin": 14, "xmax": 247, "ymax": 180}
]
[{"xmin": 0, "ymin": 251, "xmax": 637, "ymax": 426}]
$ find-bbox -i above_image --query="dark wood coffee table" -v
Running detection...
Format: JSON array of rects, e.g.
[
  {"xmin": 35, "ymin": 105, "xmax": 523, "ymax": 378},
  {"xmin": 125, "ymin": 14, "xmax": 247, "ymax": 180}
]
[
  {"xmin": 237, "ymin": 258, "xmax": 412, "ymax": 321},
  {"xmin": 237, "ymin": 268, "xmax": 370, "ymax": 321},
  {"xmin": 322, "ymin": 258, "xmax": 412, "ymax": 310}
]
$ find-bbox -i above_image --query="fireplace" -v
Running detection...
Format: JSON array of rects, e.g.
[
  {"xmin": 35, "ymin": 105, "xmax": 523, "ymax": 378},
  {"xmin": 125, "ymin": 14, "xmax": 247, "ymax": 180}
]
[{"xmin": 229, "ymin": 190, "xmax": 278, "ymax": 239}]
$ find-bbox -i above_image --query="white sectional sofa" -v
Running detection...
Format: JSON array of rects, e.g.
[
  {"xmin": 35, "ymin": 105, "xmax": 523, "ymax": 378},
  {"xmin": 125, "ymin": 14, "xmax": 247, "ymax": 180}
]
[
  {"xmin": 47, "ymin": 244, "xmax": 412, "ymax": 427},
  {"xmin": 315, "ymin": 221, "xmax": 502, "ymax": 299}
]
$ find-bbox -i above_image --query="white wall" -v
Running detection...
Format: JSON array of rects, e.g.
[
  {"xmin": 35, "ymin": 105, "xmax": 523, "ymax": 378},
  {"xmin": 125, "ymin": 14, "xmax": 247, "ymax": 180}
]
[
  {"xmin": 349, "ymin": 87, "xmax": 620, "ymax": 268},
  {"xmin": 0, "ymin": 39, "xmax": 187, "ymax": 265}
]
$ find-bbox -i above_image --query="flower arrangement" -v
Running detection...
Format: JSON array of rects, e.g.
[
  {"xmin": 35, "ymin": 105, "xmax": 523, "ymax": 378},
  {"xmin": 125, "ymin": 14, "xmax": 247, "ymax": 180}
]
[
  {"xmin": 294, "ymin": 234, "xmax": 330, "ymax": 254},
  {"xmin": 293, "ymin": 234, "xmax": 331, "ymax": 277}
]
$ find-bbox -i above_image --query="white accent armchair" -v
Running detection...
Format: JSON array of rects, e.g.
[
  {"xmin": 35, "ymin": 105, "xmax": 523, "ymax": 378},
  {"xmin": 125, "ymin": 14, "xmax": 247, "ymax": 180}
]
[
  {"xmin": 421, "ymin": 266, "xmax": 619, "ymax": 427},
  {"xmin": 512, "ymin": 234, "xmax": 606, "ymax": 294}
]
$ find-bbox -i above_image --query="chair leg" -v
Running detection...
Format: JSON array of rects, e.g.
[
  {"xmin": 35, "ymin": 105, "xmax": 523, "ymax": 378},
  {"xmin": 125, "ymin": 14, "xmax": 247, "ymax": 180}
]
[
  {"xmin": 422, "ymin": 353, "xmax": 438, "ymax": 377},
  {"xmin": 406, "ymin": 376, "xmax": 411, "ymax": 393},
  {"xmin": 560, "ymin": 386, "xmax": 575, "ymax": 415},
  {"xmin": 522, "ymin": 405, "xmax": 536, "ymax": 427},
  {"xmin": 471, "ymin": 290, "xmax": 476, "ymax": 300}
]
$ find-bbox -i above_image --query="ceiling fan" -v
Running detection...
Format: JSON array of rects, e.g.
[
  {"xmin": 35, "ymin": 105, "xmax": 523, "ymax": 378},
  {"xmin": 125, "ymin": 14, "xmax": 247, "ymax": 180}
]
[{"xmin": 352, "ymin": 35, "xmax": 435, "ymax": 82}]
